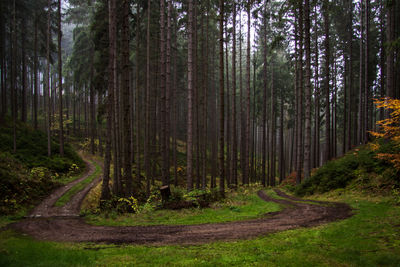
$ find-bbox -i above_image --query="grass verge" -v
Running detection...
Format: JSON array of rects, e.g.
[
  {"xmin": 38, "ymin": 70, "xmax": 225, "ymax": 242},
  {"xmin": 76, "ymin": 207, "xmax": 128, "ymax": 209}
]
[
  {"xmin": 84, "ymin": 188, "xmax": 282, "ymax": 226},
  {"xmin": 54, "ymin": 161, "xmax": 101, "ymax": 207},
  {"xmin": 1, "ymin": 192, "xmax": 400, "ymax": 266}
]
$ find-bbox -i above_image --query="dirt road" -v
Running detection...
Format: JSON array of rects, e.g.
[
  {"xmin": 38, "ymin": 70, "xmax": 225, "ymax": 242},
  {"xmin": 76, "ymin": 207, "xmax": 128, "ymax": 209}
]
[{"xmin": 11, "ymin": 160, "xmax": 353, "ymax": 245}]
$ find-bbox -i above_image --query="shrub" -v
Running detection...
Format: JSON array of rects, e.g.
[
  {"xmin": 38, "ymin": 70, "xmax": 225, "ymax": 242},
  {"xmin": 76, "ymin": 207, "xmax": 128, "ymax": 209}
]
[
  {"xmin": 370, "ymin": 97, "xmax": 400, "ymax": 170},
  {"xmin": 295, "ymin": 153, "xmax": 359, "ymax": 196},
  {"xmin": 0, "ymin": 153, "xmax": 59, "ymax": 214}
]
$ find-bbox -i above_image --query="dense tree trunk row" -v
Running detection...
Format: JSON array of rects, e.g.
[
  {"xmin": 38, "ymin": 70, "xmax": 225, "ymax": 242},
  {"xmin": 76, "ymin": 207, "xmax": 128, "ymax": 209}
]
[{"xmin": 2, "ymin": 0, "xmax": 400, "ymax": 200}]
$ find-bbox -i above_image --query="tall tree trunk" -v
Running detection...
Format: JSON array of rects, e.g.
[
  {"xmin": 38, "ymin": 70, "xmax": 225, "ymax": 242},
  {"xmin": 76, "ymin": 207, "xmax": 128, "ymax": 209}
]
[
  {"xmin": 166, "ymin": 0, "xmax": 172, "ymax": 187},
  {"xmin": 11, "ymin": 0, "xmax": 17, "ymax": 153},
  {"xmin": 225, "ymin": 28, "xmax": 231, "ymax": 186},
  {"xmin": 262, "ymin": 8, "xmax": 267, "ymax": 187},
  {"xmin": 112, "ymin": 4, "xmax": 121, "ymax": 195},
  {"xmin": 239, "ymin": 10, "xmax": 245, "ymax": 185},
  {"xmin": 386, "ymin": 1, "xmax": 395, "ymax": 109},
  {"xmin": 296, "ymin": 3, "xmax": 303, "ymax": 184},
  {"xmin": 172, "ymin": 13, "xmax": 178, "ymax": 187},
  {"xmin": 251, "ymin": 57, "xmax": 256, "ymax": 183},
  {"xmin": 231, "ymin": 2, "xmax": 237, "ymax": 187},
  {"xmin": 21, "ymin": 17, "xmax": 27, "ymax": 123},
  {"xmin": 187, "ymin": 0, "xmax": 194, "ymax": 191},
  {"xmin": 270, "ymin": 67, "xmax": 276, "ymax": 186},
  {"xmin": 122, "ymin": 0, "xmax": 132, "ymax": 196},
  {"xmin": 244, "ymin": 3, "xmax": 251, "ymax": 185},
  {"xmin": 303, "ymin": 0, "xmax": 311, "ymax": 179},
  {"xmin": 202, "ymin": 1, "xmax": 209, "ymax": 189},
  {"xmin": 33, "ymin": 16, "xmax": 38, "ymax": 129},
  {"xmin": 358, "ymin": 0, "xmax": 364, "ymax": 144},
  {"xmin": 160, "ymin": 0, "xmax": 168, "ymax": 187},
  {"xmin": 101, "ymin": 0, "xmax": 116, "ymax": 202},
  {"xmin": 313, "ymin": 3, "xmax": 320, "ymax": 167},
  {"xmin": 323, "ymin": 0, "xmax": 330, "ymax": 163},
  {"xmin": 364, "ymin": 0, "xmax": 370, "ymax": 142},
  {"xmin": 144, "ymin": 0, "xmax": 151, "ymax": 196},
  {"xmin": 379, "ymin": 2, "xmax": 385, "ymax": 121},
  {"xmin": 0, "ymin": 0, "xmax": 5, "ymax": 120},
  {"xmin": 46, "ymin": 0, "xmax": 52, "ymax": 157},
  {"xmin": 193, "ymin": 0, "xmax": 200, "ymax": 190},
  {"xmin": 333, "ymin": 58, "xmax": 337, "ymax": 157},
  {"xmin": 58, "ymin": 0, "xmax": 64, "ymax": 156},
  {"xmin": 218, "ymin": 0, "xmax": 225, "ymax": 195},
  {"xmin": 279, "ymin": 90, "xmax": 284, "ymax": 183},
  {"xmin": 211, "ymin": 43, "xmax": 217, "ymax": 189},
  {"xmin": 135, "ymin": 2, "xmax": 142, "ymax": 187},
  {"xmin": 73, "ymin": 82, "xmax": 76, "ymax": 134},
  {"xmin": 90, "ymin": 49, "xmax": 96, "ymax": 155},
  {"xmin": 347, "ymin": 0, "xmax": 353, "ymax": 150}
]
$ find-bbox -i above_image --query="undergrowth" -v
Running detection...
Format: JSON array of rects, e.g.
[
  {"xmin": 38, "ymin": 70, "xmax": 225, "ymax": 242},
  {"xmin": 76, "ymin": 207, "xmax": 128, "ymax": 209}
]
[
  {"xmin": 83, "ymin": 186, "xmax": 282, "ymax": 226},
  {"xmin": 295, "ymin": 140, "xmax": 400, "ymax": 197},
  {"xmin": 0, "ymin": 120, "xmax": 84, "ymax": 214}
]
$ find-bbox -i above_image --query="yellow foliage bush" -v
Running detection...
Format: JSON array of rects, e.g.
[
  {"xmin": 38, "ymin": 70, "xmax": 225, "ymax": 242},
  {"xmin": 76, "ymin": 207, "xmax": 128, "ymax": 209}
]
[{"xmin": 370, "ymin": 98, "xmax": 400, "ymax": 170}]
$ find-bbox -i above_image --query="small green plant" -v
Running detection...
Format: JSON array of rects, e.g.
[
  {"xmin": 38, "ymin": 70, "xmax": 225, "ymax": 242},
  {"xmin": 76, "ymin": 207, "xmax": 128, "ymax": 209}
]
[
  {"xmin": 141, "ymin": 190, "xmax": 162, "ymax": 213},
  {"xmin": 29, "ymin": 167, "xmax": 51, "ymax": 181},
  {"xmin": 392, "ymin": 186, "xmax": 400, "ymax": 205},
  {"xmin": 117, "ymin": 196, "xmax": 139, "ymax": 213}
]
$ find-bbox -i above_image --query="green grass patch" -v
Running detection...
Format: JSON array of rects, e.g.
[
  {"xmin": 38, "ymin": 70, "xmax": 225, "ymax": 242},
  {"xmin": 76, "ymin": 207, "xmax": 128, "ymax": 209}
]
[
  {"xmin": 55, "ymin": 161, "xmax": 101, "ymax": 207},
  {"xmin": 1, "ymin": 192, "xmax": 400, "ymax": 266},
  {"xmin": 85, "ymin": 189, "xmax": 282, "ymax": 226}
]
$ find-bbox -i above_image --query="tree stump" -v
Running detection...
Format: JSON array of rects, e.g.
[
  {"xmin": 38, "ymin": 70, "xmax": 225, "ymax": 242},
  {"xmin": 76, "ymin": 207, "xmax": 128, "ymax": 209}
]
[{"xmin": 160, "ymin": 185, "xmax": 171, "ymax": 202}]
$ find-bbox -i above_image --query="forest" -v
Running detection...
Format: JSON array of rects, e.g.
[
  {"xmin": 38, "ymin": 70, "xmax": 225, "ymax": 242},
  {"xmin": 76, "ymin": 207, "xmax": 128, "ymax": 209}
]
[{"xmin": 0, "ymin": 0, "xmax": 400, "ymax": 266}]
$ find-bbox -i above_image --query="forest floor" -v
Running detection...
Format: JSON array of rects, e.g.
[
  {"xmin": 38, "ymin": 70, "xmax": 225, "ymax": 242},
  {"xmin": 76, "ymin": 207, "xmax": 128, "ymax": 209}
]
[
  {"xmin": 2, "ymin": 156, "xmax": 400, "ymax": 266},
  {"xmin": 7, "ymin": 158, "xmax": 353, "ymax": 245}
]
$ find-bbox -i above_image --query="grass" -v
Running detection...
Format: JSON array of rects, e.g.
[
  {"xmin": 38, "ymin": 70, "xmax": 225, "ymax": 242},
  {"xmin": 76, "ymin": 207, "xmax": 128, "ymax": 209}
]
[
  {"xmin": 54, "ymin": 161, "xmax": 101, "ymax": 207},
  {"xmin": 84, "ymin": 189, "xmax": 282, "ymax": 226},
  {"xmin": 1, "ymin": 191, "xmax": 400, "ymax": 266}
]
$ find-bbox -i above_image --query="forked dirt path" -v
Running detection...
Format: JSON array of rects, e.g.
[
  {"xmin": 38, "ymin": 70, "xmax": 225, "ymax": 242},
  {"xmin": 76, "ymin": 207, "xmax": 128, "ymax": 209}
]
[{"xmin": 10, "ymin": 159, "xmax": 353, "ymax": 245}]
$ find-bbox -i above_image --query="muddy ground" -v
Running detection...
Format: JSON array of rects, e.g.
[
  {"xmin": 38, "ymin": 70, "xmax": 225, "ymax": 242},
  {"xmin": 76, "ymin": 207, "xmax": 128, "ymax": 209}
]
[{"xmin": 10, "ymin": 160, "xmax": 353, "ymax": 245}]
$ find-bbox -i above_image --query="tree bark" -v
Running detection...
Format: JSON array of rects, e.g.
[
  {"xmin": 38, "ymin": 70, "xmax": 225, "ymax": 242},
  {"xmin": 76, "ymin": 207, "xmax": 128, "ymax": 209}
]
[
  {"xmin": 144, "ymin": 0, "xmax": 151, "ymax": 196},
  {"xmin": 262, "ymin": 7, "xmax": 267, "ymax": 187},
  {"xmin": 347, "ymin": 0, "xmax": 353, "ymax": 151},
  {"xmin": 135, "ymin": 1, "xmax": 142, "ymax": 187},
  {"xmin": 166, "ymin": 0, "xmax": 172, "ymax": 187},
  {"xmin": 160, "ymin": 0, "xmax": 168, "ymax": 187},
  {"xmin": 244, "ymin": 3, "xmax": 251, "ymax": 185},
  {"xmin": 231, "ymin": 2, "xmax": 238, "ymax": 187},
  {"xmin": 358, "ymin": 0, "xmax": 364, "ymax": 144},
  {"xmin": 364, "ymin": 0, "xmax": 369, "ymax": 143},
  {"xmin": 218, "ymin": 0, "xmax": 225, "ymax": 195},
  {"xmin": 323, "ymin": 0, "xmax": 330, "ymax": 163},
  {"xmin": 90, "ymin": 48, "xmax": 96, "ymax": 155},
  {"xmin": 33, "ymin": 16, "xmax": 38, "ymax": 129},
  {"xmin": 304, "ymin": 0, "xmax": 312, "ymax": 179},
  {"xmin": 313, "ymin": 3, "xmax": 320, "ymax": 168},
  {"xmin": 187, "ymin": 0, "xmax": 194, "ymax": 191},
  {"xmin": 46, "ymin": 0, "xmax": 52, "ymax": 157},
  {"xmin": 101, "ymin": 0, "xmax": 116, "ymax": 202},
  {"xmin": 11, "ymin": 0, "xmax": 17, "ymax": 153},
  {"xmin": 21, "ymin": 17, "xmax": 27, "ymax": 123},
  {"xmin": 296, "ymin": 3, "xmax": 303, "ymax": 184},
  {"xmin": 122, "ymin": 0, "xmax": 132, "ymax": 196},
  {"xmin": 58, "ymin": 0, "xmax": 64, "ymax": 157}
]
